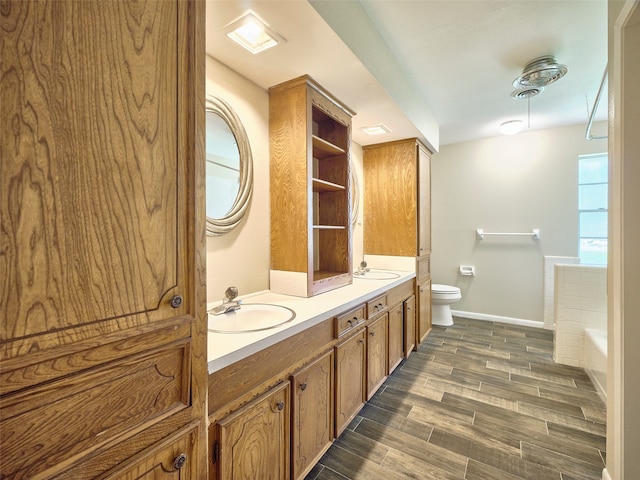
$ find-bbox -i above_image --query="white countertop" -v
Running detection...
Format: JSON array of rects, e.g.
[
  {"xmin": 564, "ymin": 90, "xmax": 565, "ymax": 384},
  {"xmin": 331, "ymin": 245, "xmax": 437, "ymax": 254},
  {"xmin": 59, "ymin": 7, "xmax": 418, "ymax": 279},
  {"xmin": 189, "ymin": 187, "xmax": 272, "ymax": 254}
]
[{"xmin": 207, "ymin": 269, "xmax": 415, "ymax": 373}]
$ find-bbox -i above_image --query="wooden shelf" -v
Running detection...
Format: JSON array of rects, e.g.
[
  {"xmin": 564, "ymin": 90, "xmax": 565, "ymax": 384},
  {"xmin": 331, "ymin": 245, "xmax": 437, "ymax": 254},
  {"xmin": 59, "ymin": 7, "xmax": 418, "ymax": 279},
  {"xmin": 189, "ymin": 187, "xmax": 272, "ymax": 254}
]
[
  {"xmin": 313, "ymin": 135, "xmax": 345, "ymax": 158},
  {"xmin": 313, "ymin": 225, "xmax": 346, "ymax": 230},
  {"xmin": 313, "ymin": 178, "xmax": 345, "ymax": 193}
]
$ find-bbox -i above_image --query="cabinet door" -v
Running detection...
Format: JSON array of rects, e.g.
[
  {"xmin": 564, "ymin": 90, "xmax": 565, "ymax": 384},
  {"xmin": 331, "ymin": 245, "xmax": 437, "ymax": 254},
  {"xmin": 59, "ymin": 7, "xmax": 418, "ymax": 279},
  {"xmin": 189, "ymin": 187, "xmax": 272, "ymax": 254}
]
[
  {"xmin": 388, "ymin": 304, "xmax": 404, "ymax": 374},
  {"xmin": 335, "ymin": 329, "xmax": 366, "ymax": 436},
  {"xmin": 291, "ymin": 350, "xmax": 334, "ymax": 480},
  {"xmin": 0, "ymin": 1, "xmax": 206, "ymax": 478},
  {"xmin": 217, "ymin": 382, "xmax": 290, "ymax": 480},
  {"xmin": 418, "ymin": 279, "xmax": 432, "ymax": 344},
  {"xmin": 102, "ymin": 424, "xmax": 198, "ymax": 480},
  {"xmin": 417, "ymin": 145, "xmax": 431, "ymax": 256},
  {"xmin": 404, "ymin": 295, "xmax": 417, "ymax": 357},
  {"xmin": 367, "ymin": 315, "xmax": 388, "ymax": 399}
]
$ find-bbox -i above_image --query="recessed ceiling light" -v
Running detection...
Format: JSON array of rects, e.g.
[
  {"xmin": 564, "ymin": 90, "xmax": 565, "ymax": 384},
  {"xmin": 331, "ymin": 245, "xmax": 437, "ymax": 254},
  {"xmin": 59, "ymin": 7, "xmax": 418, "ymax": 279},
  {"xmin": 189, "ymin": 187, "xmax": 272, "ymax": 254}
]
[
  {"xmin": 360, "ymin": 124, "xmax": 391, "ymax": 136},
  {"xmin": 224, "ymin": 12, "xmax": 285, "ymax": 55},
  {"xmin": 500, "ymin": 120, "xmax": 524, "ymax": 135}
]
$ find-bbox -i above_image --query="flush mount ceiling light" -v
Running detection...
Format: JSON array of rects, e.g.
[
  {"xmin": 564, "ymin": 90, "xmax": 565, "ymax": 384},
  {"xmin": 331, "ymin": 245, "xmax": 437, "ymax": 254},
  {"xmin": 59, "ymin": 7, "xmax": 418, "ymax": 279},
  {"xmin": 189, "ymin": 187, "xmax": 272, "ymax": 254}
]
[
  {"xmin": 360, "ymin": 124, "xmax": 391, "ymax": 136},
  {"xmin": 500, "ymin": 120, "xmax": 524, "ymax": 135},
  {"xmin": 513, "ymin": 55, "xmax": 568, "ymax": 89},
  {"xmin": 224, "ymin": 12, "xmax": 285, "ymax": 55}
]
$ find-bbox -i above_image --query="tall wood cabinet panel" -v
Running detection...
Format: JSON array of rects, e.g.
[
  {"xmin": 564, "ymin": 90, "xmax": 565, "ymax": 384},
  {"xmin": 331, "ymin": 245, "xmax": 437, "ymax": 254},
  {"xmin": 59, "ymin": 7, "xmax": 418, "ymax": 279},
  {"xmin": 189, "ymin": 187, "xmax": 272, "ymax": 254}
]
[
  {"xmin": 366, "ymin": 314, "xmax": 388, "ymax": 399},
  {"xmin": 418, "ymin": 278, "xmax": 432, "ymax": 344},
  {"xmin": 388, "ymin": 303, "xmax": 405, "ymax": 373},
  {"xmin": 363, "ymin": 138, "xmax": 432, "ymax": 346},
  {"xmin": 0, "ymin": 1, "xmax": 207, "ymax": 478},
  {"xmin": 269, "ymin": 75, "xmax": 355, "ymax": 297},
  {"xmin": 291, "ymin": 350, "xmax": 334, "ymax": 480}
]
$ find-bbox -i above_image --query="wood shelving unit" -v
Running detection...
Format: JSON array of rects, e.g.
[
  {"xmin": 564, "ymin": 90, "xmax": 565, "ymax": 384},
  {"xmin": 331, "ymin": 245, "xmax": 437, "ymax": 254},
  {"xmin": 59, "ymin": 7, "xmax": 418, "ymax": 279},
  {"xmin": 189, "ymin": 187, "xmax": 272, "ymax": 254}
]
[{"xmin": 269, "ymin": 75, "xmax": 355, "ymax": 297}]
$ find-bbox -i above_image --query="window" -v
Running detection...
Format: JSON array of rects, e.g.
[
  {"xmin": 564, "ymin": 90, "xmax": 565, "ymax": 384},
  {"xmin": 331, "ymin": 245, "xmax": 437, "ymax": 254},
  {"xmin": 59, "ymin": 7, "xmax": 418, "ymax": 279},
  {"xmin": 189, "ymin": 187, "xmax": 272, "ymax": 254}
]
[{"xmin": 578, "ymin": 153, "xmax": 608, "ymax": 265}]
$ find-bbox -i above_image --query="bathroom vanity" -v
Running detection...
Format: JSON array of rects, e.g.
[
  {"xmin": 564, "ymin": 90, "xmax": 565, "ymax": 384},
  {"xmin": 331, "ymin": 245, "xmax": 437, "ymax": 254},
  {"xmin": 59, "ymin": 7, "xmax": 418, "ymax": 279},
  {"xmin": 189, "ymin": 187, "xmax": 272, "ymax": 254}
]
[{"xmin": 206, "ymin": 272, "xmax": 417, "ymax": 480}]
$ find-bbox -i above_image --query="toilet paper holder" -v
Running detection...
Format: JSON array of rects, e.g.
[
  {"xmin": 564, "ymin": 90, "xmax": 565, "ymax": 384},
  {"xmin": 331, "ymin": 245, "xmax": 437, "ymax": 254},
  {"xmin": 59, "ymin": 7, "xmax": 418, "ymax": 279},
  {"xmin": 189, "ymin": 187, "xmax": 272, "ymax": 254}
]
[{"xmin": 459, "ymin": 265, "xmax": 475, "ymax": 276}]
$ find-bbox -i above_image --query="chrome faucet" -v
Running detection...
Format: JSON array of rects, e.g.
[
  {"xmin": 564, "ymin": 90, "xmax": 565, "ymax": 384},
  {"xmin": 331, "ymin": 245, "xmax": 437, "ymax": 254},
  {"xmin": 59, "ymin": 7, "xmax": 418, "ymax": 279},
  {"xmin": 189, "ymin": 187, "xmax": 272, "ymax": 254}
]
[
  {"xmin": 355, "ymin": 260, "xmax": 370, "ymax": 276},
  {"xmin": 209, "ymin": 286, "xmax": 243, "ymax": 315}
]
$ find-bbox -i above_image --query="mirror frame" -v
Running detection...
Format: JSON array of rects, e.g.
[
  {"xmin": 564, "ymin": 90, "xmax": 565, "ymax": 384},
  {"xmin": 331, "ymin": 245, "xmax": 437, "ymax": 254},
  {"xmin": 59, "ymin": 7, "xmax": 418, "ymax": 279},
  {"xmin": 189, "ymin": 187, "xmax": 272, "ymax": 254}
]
[{"xmin": 205, "ymin": 95, "xmax": 253, "ymax": 236}]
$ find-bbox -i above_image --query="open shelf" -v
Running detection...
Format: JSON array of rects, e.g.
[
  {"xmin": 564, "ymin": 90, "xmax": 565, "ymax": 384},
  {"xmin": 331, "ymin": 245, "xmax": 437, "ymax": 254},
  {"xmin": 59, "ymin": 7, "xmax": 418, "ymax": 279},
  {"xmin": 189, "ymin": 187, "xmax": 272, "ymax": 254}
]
[
  {"xmin": 313, "ymin": 178, "xmax": 345, "ymax": 193},
  {"xmin": 312, "ymin": 135, "xmax": 346, "ymax": 158}
]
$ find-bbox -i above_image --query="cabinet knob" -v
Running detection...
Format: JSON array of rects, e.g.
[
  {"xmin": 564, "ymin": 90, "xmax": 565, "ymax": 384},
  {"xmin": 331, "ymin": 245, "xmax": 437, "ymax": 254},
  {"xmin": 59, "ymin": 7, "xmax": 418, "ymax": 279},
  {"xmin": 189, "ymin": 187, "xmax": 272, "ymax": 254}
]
[
  {"xmin": 300, "ymin": 382, "xmax": 307, "ymax": 391},
  {"xmin": 277, "ymin": 400, "xmax": 285, "ymax": 411},
  {"xmin": 170, "ymin": 295, "xmax": 183, "ymax": 308},
  {"xmin": 173, "ymin": 453, "xmax": 187, "ymax": 470},
  {"xmin": 370, "ymin": 331, "xmax": 375, "ymax": 337},
  {"xmin": 358, "ymin": 339, "xmax": 365, "ymax": 345}
]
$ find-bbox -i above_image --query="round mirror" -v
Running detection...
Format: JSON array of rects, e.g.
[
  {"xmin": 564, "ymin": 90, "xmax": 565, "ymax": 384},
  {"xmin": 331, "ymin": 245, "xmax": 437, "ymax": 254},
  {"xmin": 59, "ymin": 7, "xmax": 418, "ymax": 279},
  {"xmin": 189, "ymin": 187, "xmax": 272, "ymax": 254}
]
[{"xmin": 205, "ymin": 96, "xmax": 253, "ymax": 236}]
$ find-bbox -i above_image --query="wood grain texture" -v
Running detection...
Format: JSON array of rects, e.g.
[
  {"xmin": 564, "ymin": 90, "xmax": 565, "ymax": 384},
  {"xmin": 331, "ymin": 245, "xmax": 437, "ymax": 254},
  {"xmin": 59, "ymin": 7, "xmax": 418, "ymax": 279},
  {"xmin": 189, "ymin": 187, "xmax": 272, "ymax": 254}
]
[
  {"xmin": 334, "ymin": 328, "xmax": 366, "ymax": 436},
  {"xmin": 418, "ymin": 145, "xmax": 432, "ymax": 255},
  {"xmin": 363, "ymin": 140, "xmax": 418, "ymax": 256},
  {"xmin": 217, "ymin": 382, "xmax": 290, "ymax": 480},
  {"xmin": 387, "ymin": 303, "xmax": 404, "ymax": 374},
  {"xmin": 366, "ymin": 315, "xmax": 388, "ymax": 399},
  {"xmin": 1, "ymin": 0, "xmax": 179, "ymax": 346},
  {"xmin": 291, "ymin": 351, "xmax": 334, "ymax": 480}
]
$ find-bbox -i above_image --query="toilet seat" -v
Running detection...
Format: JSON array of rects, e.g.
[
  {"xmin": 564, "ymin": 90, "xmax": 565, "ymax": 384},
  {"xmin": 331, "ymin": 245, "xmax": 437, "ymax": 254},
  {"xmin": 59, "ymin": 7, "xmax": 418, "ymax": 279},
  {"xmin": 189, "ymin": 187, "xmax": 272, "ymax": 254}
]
[{"xmin": 432, "ymin": 284, "xmax": 461, "ymax": 295}]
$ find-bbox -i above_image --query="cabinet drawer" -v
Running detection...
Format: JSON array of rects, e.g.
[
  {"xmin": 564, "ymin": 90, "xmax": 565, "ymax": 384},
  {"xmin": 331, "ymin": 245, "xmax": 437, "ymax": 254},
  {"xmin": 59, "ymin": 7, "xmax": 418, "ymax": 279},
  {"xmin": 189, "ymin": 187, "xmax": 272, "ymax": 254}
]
[
  {"xmin": 367, "ymin": 294, "xmax": 387, "ymax": 318},
  {"xmin": 0, "ymin": 341, "xmax": 190, "ymax": 480},
  {"xmin": 334, "ymin": 305, "xmax": 366, "ymax": 338}
]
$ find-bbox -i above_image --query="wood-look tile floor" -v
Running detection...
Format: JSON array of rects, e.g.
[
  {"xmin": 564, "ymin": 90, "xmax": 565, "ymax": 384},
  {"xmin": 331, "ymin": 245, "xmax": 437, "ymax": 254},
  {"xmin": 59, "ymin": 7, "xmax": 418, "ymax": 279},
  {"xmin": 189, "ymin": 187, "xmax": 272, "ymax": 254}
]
[{"xmin": 305, "ymin": 317, "xmax": 606, "ymax": 480}]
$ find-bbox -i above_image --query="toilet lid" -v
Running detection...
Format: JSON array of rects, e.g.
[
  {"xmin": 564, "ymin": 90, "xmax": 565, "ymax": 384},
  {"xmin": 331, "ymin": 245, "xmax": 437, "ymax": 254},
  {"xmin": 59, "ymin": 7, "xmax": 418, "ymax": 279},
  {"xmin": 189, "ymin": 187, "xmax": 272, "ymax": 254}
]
[{"xmin": 431, "ymin": 284, "xmax": 461, "ymax": 294}]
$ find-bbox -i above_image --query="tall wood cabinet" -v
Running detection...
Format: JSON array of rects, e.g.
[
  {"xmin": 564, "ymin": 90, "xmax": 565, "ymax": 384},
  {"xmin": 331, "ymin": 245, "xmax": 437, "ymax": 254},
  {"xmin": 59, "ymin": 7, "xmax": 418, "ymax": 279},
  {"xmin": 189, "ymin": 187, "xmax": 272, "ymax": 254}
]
[
  {"xmin": 0, "ymin": 1, "xmax": 207, "ymax": 478},
  {"xmin": 363, "ymin": 138, "xmax": 433, "ymax": 344},
  {"xmin": 269, "ymin": 75, "xmax": 355, "ymax": 297}
]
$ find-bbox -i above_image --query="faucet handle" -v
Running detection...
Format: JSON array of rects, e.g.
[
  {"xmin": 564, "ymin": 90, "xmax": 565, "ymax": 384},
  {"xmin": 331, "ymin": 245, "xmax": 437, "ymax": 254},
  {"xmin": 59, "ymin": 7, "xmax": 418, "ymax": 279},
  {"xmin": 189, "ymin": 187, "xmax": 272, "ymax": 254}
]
[{"xmin": 224, "ymin": 286, "xmax": 238, "ymax": 302}]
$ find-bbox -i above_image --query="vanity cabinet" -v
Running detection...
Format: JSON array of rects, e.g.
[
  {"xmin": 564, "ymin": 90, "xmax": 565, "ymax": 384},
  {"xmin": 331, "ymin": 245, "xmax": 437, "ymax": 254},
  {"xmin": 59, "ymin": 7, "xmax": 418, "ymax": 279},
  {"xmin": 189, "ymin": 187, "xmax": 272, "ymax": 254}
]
[
  {"xmin": 215, "ymin": 382, "xmax": 291, "ymax": 480},
  {"xmin": 404, "ymin": 295, "xmax": 417, "ymax": 357},
  {"xmin": 363, "ymin": 138, "xmax": 433, "ymax": 345},
  {"xmin": 291, "ymin": 350, "xmax": 334, "ymax": 480},
  {"xmin": 334, "ymin": 327, "xmax": 367, "ymax": 436},
  {"xmin": 269, "ymin": 75, "xmax": 355, "ymax": 297},
  {"xmin": 1, "ymin": 1, "xmax": 207, "ymax": 479}
]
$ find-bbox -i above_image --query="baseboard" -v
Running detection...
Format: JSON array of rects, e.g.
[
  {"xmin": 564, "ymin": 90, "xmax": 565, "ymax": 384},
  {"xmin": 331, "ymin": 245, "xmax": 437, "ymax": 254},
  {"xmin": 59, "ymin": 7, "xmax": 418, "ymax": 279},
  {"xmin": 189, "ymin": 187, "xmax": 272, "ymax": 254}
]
[
  {"xmin": 602, "ymin": 467, "xmax": 611, "ymax": 480},
  {"xmin": 451, "ymin": 310, "xmax": 544, "ymax": 329}
]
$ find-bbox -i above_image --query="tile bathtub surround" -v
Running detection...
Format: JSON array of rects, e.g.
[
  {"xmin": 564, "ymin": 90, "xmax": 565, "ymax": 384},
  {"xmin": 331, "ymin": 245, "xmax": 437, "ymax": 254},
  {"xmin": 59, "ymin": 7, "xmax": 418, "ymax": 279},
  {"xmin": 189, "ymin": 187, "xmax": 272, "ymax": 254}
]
[
  {"xmin": 543, "ymin": 256, "xmax": 580, "ymax": 330},
  {"xmin": 306, "ymin": 318, "xmax": 606, "ymax": 480},
  {"xmin": 553, "ymin": 264, "xmax": 607, "ymax": 368}
]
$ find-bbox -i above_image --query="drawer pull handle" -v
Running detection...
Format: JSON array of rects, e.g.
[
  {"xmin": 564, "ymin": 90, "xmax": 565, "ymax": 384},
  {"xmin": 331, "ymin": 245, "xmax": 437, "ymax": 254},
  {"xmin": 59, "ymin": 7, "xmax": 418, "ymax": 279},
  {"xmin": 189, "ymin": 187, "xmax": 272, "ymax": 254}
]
[
  {"xmin": 277, "ymin": 401, "xmax": 285, "ymax": 411},
  {"xmin": 170, "ymin": 295, "xmax": 183, "ymax": 308},
  {"xmin": 300, "ymin": 382, "xmax": 307, "ymax": 391},
  {"xmin": 173, "ymin": 453, "xmax": 187, "ymax": 470}
]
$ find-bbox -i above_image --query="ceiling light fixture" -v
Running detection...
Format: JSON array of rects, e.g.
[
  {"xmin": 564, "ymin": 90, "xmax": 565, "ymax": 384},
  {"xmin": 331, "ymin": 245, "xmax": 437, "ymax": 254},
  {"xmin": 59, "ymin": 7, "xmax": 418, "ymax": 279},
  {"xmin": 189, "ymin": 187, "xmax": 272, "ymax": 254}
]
[
  {"xmin": 224, "ymin": 12, "xmax": 285, "ymax": 55},
  {"xmin": 360, "ymin": 124, "xmax": 391, "ymax": 136},
  {"xmin": 500, "ymin": 120, "xmax": 524, "ymax": 135}
]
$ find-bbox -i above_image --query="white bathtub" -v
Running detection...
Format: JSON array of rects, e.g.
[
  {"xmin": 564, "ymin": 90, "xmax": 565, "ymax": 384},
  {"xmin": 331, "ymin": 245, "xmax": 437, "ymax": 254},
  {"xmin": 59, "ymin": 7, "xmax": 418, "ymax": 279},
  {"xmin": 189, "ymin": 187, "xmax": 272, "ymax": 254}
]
[{"xmin": 584, "ymin": 328, "xmax": 607, "ymax": 401}]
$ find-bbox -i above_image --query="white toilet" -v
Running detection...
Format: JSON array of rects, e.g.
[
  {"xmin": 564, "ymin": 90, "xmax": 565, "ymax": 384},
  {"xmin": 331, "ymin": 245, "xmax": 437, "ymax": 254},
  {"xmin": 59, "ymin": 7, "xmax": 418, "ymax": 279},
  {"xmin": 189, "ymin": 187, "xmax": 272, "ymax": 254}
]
[{"xmin": 431, "ymin": 284, "xmax": 462, "ymax": 326}]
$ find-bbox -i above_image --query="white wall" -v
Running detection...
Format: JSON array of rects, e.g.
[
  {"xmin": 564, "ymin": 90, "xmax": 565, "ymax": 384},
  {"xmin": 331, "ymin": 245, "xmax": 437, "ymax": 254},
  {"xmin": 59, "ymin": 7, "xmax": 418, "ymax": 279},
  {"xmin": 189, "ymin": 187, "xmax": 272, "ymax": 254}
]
[
  {"xmin": 431, "ymin": 123, "xmax": 607, "ymax": 323},
  {"xmin": 205, "ymin": 56, "xmax": 270, "ymax": 301}
]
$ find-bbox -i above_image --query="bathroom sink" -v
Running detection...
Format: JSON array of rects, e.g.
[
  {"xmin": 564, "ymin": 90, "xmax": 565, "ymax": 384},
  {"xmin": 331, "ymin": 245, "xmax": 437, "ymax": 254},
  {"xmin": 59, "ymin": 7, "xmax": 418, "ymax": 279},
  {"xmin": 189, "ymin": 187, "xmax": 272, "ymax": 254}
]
[
  {"xmin": 353, "ymin": 269, "xmax": 401, "ymax": 280},
  {"xmin": 208, "ymin": 303, "xmax": 296, "ymax": 333}
]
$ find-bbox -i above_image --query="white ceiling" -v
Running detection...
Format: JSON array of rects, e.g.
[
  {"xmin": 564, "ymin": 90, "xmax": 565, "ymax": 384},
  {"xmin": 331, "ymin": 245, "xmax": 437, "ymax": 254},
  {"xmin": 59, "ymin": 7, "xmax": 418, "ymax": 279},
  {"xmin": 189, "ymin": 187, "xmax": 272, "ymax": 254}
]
[{"xmin": 205, "ymin": 0, "xmax": 608, "ymax": 149}]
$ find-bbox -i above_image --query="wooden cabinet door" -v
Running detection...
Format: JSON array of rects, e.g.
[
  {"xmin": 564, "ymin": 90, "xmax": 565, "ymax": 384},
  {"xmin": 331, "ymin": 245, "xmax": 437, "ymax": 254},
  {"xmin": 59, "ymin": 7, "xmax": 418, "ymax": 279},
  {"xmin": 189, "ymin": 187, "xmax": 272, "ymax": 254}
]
[
  {"xmin": 291, "ymin": 350, "xmax": 334, "ymax": 480},
  {"xmin": 417, "ymin": 145, "xmax": 431, "ymax": 256},
  {"xmin": 217, "ymin": 382, "xmax": 290, "ymax": 480},
  {"xmin": 0, "ymin": 1, "xmax": 206, "ymax": 478},
  {"xmin": 366, "ymin": 314, "xmax": 388, "ymax": 399},
  {"xmin": 335, "ymin": 328, "xmax": 366, "ymax": 436},
  {"xmin": 418, "ymin": 279, "xmax": 432, "ymax": 344},
  {"xmin": 388, "ymin": 304, "xmax": 404, "ymax": 374},
  {"xmin": 404, "ymin": 295, "xmax": 417, "ymax": 357}
]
